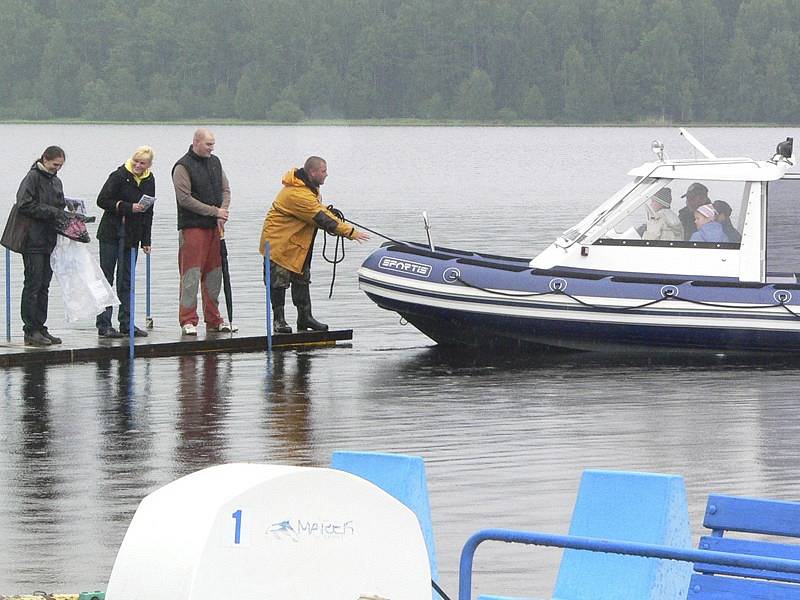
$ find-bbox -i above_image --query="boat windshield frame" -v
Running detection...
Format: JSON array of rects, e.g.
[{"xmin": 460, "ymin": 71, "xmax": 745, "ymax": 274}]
[
  {"xmin": 581, "ymin": 177, "xmax": 667, "ymax": 243},
  {"xmin": 557, "ymin": 177, "xmax": 667, "ymax": 247},
  {"xmin": 556, "ymin": 180, "xmax": 641, "ymax": 248},
  {"xmin": 559, "ymin": 176, "xmax": 750, "ymax": 249}
]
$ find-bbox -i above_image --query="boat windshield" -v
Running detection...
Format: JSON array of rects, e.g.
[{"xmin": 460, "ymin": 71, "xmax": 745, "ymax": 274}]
[{"xmin": 591, "ymin": 178, "xmax": 746, "ymax": 246}]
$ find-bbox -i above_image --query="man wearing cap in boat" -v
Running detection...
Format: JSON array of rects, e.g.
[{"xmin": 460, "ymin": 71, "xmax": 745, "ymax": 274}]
[
  {"xmin": 259, "ymin": 156, "xmax": 369, "ymax": 334},
  {"xmin": 678, "ymin": 182, "xmax": 710, "ymax": 240},
  {"xmin": 642, "ymin": 187, "xmax": 682, "ymax": 241}
]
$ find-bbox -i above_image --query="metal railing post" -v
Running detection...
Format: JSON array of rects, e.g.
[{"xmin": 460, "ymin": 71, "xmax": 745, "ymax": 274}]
[
  {"xmin": 129, "ymin": 248, "xmax": 136, "ymax": 360},
  {"xmin": 265, "ymin": 242, "xmax": 272, "ymax": 353},
  {"xmin": 5, "ymin": 248, "xmax": 10, "ymax": 342},
  {"xmin": 145, "ymin": 251, "xmax": 152, "ymax": 328}
]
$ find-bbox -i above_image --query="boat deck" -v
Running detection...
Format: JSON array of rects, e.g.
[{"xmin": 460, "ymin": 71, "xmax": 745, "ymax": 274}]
[{"xmin": 0, "ymin": 328, "xmax": 352, "ymax": 367}]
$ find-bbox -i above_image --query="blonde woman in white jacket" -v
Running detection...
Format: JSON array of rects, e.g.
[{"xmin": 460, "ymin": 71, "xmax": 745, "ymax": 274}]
[{"xmin": 642, "ymin": 188, "xmax": 683, "ymax": 241}]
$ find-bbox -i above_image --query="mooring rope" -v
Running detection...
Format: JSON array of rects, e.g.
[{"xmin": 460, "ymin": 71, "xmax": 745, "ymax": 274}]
[
  {"xmin": 322, "ymin": 210, "xmax": 412, "ymax": 298},
  {"xmin": 344, "ymin": 216, "xmax": 406, "ymax": 246}
]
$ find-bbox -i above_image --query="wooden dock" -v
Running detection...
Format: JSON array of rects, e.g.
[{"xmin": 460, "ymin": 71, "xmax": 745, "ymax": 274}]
[
  {"xmin": 0, "ymin": 328, "xmax": 352, "ymax": 367},
  {"xmin": 0, "ymin": 595, "xmax": 93, "ymax": 600}
]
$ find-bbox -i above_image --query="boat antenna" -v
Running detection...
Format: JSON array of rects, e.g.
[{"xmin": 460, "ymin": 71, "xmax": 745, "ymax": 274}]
[
  {"xmin": 679, "ymin": 127, "xmax": 717, "ymax": 159},
  {"xmin": 422, "ymin": 211, "xmax": 435, "ymax": 251}
]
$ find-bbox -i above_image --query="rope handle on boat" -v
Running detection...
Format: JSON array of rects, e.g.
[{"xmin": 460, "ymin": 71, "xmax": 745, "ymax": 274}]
[
  {"xmin": 455, "ymin": 275, "xmax": 800, "ymax": 317},
  {"xmin": 667, "ymin": 294, "xmax": 800, "ymax": 319}
]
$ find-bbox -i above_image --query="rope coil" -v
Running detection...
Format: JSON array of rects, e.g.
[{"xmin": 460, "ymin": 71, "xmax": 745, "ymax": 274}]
[
  {"xmin": 322, "ymin": 210, "xmax": 407, "ymax": 298},
  {"xmin": 321, "ymin": 206, "xmax": 347, "ymax": 298}
]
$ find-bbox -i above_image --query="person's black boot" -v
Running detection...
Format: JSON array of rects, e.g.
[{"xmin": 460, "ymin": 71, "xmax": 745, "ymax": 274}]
[
  {"xmin": 41, "ymin": 328, "xmax": 62, "ymax": 344},
  {"xmin": 24, "ymin": 331, "xmax": 52, "ymax": 347},
  {"xmin": 292, "ymin": 284, "xmax": 328, "ymax": 331},
  {"xmin": 271, "ymin": 287, "xmax": 292, "ymax": 334}
]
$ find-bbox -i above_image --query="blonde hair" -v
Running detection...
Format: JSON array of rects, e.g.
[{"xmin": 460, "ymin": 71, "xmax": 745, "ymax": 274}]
[{"xmin": 131, "ymin": 145, "xmax": 154, "ymax": 162}]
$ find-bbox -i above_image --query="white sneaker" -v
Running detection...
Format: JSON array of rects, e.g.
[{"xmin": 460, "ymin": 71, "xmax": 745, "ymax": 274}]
[
  {"xmin": 212, "ymin": 321, "xmax": 238, "ymax": 333},
  {"xmin": 181, "ymin": 323, "xmax": 197, "ymax": 335}
]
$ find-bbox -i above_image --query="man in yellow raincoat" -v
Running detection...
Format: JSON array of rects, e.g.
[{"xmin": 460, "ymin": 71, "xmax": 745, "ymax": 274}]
[{"xmin": 260, "ymin": 156, "xmax": 369, "ymax": 333}]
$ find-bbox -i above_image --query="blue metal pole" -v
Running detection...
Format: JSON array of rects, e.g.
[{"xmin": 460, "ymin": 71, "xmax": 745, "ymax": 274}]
[
  {"xmin": 145, "ymin": 251, "xmax": 152, "ymax": 328},
  {"xmin": 265, "ymin": 242, "xmax": 272, "ymax": 353},
  {"xmin": 129, "ymin": 248, "xmax": 136, "ymax": 360},
  {"xmin": 458, "ymin": 528, "xmax": 800, "ymax": 600},
  {"xmin": 5, "ymin": 248, "xmax": 10, "ymax": 342}
]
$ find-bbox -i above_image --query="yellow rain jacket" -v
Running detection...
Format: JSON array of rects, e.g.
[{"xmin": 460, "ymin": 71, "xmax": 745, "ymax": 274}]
[{"xmin": 259, "ymin": 168, "xmax": 358, "ymax": 274}]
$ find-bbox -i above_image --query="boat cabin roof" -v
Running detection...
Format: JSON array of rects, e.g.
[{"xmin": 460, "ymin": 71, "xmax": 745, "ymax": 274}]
[
  {"xmin": 629, "ymin": 157, "xmax": 792, "ymax": 182},
  {"xmin": 532, "ymin": 132, "xmax": 798, "ymax": 283}
]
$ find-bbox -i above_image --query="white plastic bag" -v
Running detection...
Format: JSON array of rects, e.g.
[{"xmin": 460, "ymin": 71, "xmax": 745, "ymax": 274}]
[{"xmin": 51, "ymin": 237, "xmax": 120, "ymax": 322}]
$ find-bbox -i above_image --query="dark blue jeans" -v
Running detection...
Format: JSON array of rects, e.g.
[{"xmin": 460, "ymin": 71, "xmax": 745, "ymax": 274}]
[{"xmin": 96, "ymin": 240, "xmax": 137, "ymax": 331}]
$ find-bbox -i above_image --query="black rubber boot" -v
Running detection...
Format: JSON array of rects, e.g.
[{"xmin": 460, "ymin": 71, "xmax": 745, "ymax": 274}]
[
  {"xmin": 41, "ymin": 328, "xmax": 62, "ymax": 344},
  {"xmin": 292, "ymin": 284, "xmax": 328, "ymax": 331},
  {"xmin": 271, "ymin": 287, "xmax": 292, "ymax": 334}
]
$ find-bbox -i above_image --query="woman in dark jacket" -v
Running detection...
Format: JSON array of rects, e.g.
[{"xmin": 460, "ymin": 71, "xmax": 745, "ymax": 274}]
[
  {"xmin": 95, "ymin": 146, "xmax": 155, "ymax": 338},
  {"xmin": 16, "ymin": 146, "xmax": 67, "ymax": 347}
]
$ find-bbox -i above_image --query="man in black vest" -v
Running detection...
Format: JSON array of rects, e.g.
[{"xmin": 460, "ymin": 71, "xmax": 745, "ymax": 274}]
[{"xmin": 172, "ymin": 128, "xmax": 235, "ymax": 335}]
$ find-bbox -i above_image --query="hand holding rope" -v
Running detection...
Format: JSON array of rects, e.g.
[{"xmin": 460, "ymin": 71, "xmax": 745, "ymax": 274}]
[{"xmin": 321, "ymin": 206, "xmax": 374, "ymax": 298}]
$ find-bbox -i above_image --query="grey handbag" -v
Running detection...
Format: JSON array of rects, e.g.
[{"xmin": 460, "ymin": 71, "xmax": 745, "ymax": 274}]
[{"xmin": 1, "ymin": 203, "xmax": 32, "ymax": 253}]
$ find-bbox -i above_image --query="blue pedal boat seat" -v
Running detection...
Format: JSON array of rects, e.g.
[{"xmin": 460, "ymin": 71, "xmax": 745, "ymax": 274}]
[{"xmin": 690, "ymin": 494, "xmax": 800, "ymax": 598}]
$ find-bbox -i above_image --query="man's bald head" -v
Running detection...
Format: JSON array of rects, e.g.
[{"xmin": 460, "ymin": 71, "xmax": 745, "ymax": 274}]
[
  {"xmin": 304, "ymin": 156, "xmax": 326, "ymax": 172},
  {"xmin": 192, "ymin": 128, "xmax": 216, "ymax": 157},
  {"xmin": 304, "ymin": 156, "xmax": 328, "ymax": 187}
]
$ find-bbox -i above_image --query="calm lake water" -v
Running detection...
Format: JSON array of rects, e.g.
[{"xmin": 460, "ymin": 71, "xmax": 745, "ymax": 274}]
[{"xmin": 2, "ymin": 125, "xmax": 800, "ymax": 598}]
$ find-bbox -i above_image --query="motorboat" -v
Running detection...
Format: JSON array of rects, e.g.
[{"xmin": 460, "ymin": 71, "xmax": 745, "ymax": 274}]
[{"xmin": 358, "ymin": 130, "xmax": 800, "ymax": 353}]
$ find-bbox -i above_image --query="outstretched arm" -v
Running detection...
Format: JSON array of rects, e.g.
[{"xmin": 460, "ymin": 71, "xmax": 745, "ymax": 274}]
[{"xmin": 311, "ymin": 205, "xmax": 369, "ymax": 242}]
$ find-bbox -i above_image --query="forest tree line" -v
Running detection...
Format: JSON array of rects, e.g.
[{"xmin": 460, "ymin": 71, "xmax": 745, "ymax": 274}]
[{"xmin": 2, "ymin": 0, "xmax": 800, "ymax": 124}]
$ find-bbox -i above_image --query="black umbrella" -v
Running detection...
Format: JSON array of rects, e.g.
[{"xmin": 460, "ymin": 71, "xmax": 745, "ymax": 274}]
[{"xmin": 219, "ymin": 231, "xmax": 233, "ymax": 327}]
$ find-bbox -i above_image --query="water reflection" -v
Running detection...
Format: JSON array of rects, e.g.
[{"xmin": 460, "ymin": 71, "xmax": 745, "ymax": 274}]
[
  {"xmin": 264, "ymin": 352, "xmax": 313, "ymax": 464},
  {"xmin": 95, "ymin": 359, "xmax": 135, "ymax": 422},
  {"xmin": 15, "ymin": 363, "xmax": 60, "ymax": 585},
  {"xmin": 386, "ymin": 344, "xmax": 800, "ymax": 376},
  {"xmin": 175, "ymin": 355, "xmax": 232, "ymax": 473},
  {"xmin": 94, "ymin": 359, "xmax": 156, "ymax": 524}
]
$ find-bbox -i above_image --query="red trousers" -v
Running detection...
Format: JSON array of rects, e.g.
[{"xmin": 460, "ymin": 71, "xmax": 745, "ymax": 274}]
[{"xmin": 178, "ymin": 228, "xmax": 223, "ymax": 327}]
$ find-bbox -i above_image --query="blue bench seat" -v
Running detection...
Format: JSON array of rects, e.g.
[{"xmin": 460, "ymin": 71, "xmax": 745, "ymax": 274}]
[
  {"xmin": 460, "ymin": 493, "xmax": 800, "ymax": 600},
  {"xmin": 689, "ymin": 494, "xmax": 800, "ymax": 597}
]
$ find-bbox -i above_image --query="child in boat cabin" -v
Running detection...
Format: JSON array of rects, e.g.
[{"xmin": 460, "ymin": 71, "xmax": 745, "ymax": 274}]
[
  {"xmin": 642, "ymin": 187, "xmax": 683, "ymax": 241},
  {"xmin": 690, "ymin": 203, "xmax": 730, "ymax": 243}
]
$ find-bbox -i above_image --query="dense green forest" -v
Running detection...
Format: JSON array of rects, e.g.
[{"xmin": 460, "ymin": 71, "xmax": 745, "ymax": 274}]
[{"xmin": 2, "ymin": 0, "xmax": 799, "ymax": 123}]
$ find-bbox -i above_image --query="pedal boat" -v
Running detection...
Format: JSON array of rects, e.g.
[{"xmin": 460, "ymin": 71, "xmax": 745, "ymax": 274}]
[{"xmin": 358, "ymin": 131, "xmax": 800, "ymax": 353}]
